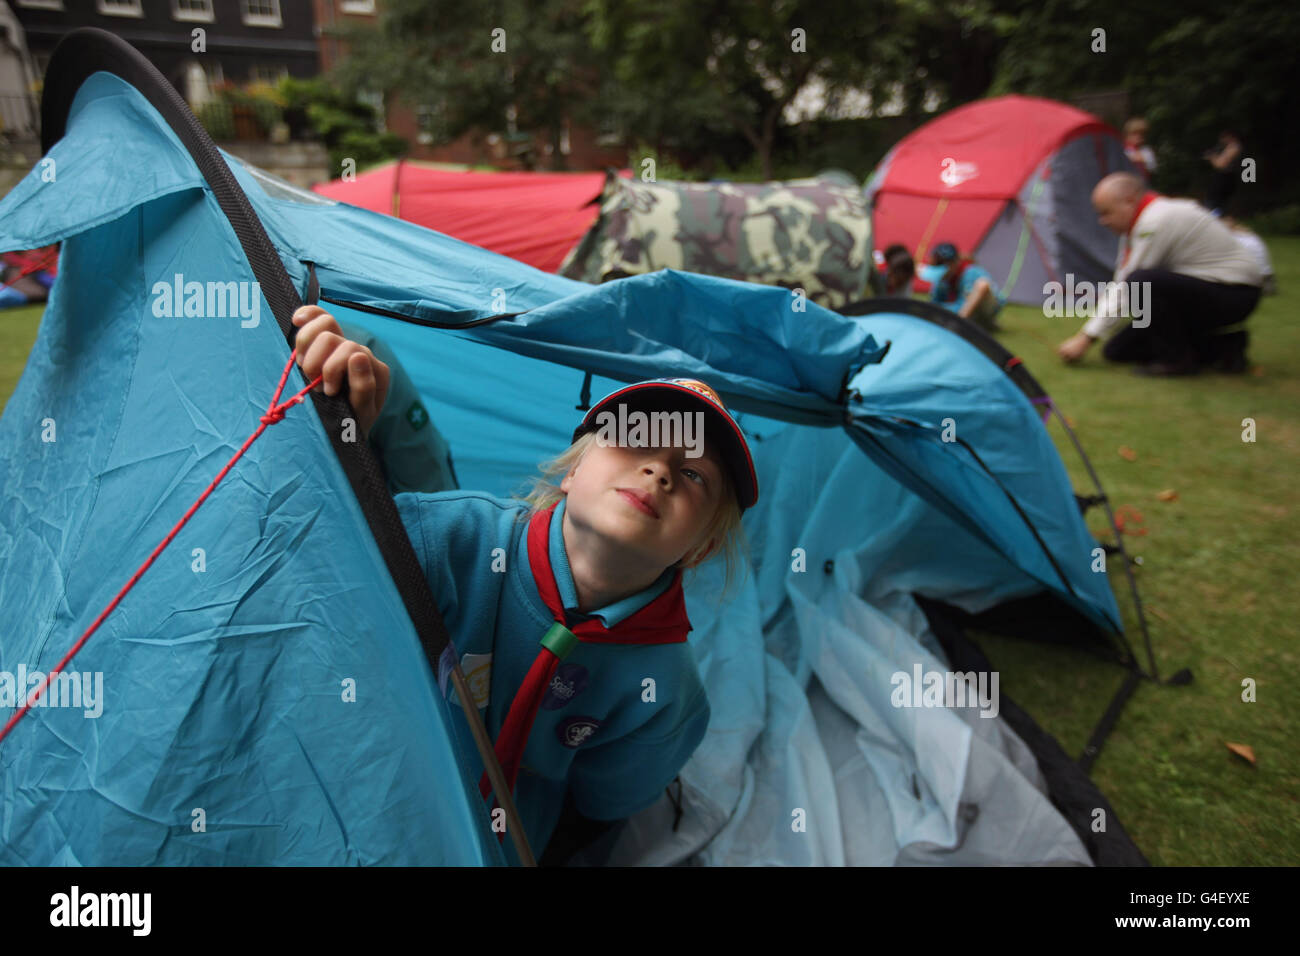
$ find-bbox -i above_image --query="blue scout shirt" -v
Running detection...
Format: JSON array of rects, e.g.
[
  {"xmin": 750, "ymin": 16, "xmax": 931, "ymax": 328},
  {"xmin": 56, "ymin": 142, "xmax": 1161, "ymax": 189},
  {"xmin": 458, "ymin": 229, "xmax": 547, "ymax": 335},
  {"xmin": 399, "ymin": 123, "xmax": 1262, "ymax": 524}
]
[
  {"xmin": 393, "ymin": 491, "xmax": 711, "ymax": 855},
  {"xmin": 338, "ymin": 319, "xmax": 459, "ymax": 496},
  {"xmin": 929, "ymin": 261, "xmax": 998, "ymax": 311}
]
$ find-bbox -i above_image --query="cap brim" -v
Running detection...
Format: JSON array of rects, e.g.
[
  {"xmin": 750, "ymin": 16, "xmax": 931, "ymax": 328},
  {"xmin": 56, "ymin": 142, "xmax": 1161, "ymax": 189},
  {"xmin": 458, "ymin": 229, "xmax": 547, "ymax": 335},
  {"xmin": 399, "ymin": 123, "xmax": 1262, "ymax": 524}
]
[{"xmin": 575, "ymin": 382, "xmax": 759, "ymax": 510}]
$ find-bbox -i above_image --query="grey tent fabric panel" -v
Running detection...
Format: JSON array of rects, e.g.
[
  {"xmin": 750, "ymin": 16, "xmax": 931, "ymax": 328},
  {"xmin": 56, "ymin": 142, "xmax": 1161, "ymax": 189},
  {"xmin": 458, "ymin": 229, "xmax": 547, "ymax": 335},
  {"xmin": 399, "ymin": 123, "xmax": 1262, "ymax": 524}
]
[
  {"xmin": 1048, "ymin": 134, "xmax": 1129, "ymax": 285},
  {"xmin": 974, "ymin": 197, "xmax": 1056, "ymax": 306}
]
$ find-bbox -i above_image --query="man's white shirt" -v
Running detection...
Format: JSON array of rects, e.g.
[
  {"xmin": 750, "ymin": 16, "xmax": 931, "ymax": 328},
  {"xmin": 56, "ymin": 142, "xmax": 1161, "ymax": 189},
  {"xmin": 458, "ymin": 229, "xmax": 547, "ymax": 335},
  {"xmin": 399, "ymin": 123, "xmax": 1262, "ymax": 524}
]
[{"xmin": 1082, "ymin": 197, "xmax": 1264, "ymax": 339}]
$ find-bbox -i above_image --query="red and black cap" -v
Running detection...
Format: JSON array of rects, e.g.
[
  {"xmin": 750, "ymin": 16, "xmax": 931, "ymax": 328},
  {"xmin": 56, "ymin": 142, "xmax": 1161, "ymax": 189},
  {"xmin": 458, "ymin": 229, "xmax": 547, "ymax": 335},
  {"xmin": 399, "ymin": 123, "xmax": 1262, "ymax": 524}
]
[{"xmin": 572, "ymin": 379, "xmax": 759, "ymax": 510}]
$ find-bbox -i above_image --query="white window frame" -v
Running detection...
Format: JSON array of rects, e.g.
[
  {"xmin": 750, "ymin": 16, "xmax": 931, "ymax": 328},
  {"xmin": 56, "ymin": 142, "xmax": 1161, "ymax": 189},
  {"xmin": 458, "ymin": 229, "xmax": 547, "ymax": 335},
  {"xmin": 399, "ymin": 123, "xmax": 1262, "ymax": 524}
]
[
  {"xmin": 356, "ymin": 89, "xmax": 386, "ymax": 133},
  {"xmin": 341, "ymin": 0, "xmax": 376, "ymax": 14},
  {"xmin": 16, "ymin": 1, "xmax": 65, "ymax": 12},
  {"xmin": 241, "ymin": 0, "xmax": 282, "ymax": 28},
  {"xmin": 172, "ymin": 0, "xmax": 215, "ymax": 24},
  {"xmin": 96, "ymin": 0, "xmax": 144, "ymax": 17}
]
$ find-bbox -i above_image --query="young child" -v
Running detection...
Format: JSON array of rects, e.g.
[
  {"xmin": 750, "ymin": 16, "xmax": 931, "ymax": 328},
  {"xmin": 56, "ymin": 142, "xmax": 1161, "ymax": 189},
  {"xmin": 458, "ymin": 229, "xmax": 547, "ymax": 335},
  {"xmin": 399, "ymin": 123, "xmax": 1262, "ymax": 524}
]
[
  {"xmin": 290, "ymin": 306, "xmax": 757, "ymax": 861},
  {"xmin": 918, "ymin": 241, "xmax": 1003, "ymax": 332},
  {"xmin": 1123, "ymin": 117, "xmax": 1157, "ymax": 182}
]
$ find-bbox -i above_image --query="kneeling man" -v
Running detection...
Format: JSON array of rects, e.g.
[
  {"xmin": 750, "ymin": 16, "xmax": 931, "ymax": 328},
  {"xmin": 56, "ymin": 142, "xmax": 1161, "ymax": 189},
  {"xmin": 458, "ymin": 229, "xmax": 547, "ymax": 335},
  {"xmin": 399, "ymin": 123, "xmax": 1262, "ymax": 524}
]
[{"xmin": 1057, "ymin": 173, "xmax": 1262, "ymax": 375}]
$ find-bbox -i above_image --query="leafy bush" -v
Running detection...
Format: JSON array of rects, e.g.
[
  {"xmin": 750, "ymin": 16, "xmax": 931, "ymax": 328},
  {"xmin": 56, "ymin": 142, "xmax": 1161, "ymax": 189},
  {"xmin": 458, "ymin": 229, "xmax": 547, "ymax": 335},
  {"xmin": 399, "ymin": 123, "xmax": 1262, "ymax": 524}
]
[
  {"xmin": 195, "ymin": 99, "xmax": 234, "ymax": 141},
  {"xmin": 1248, "ymin": 204, "xmax": 1300, "ymax": 236},
  {"xmin": 278, "ymin": 76, "xmax": 407, "ymax": 172}
]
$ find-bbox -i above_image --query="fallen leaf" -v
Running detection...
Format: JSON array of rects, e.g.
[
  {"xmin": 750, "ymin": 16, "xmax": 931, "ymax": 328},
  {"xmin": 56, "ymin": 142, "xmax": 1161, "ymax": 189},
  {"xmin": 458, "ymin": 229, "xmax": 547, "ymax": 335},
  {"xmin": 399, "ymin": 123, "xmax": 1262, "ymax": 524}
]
[
  {"xmin": 1156, "ymin": 489, "xmax": 1179, "ymax": 502},
  {"xmin": 1114, "ymin": 504, "xmax": 1147, "ymax": 536},
  {"xmin": 1118, "ymin": 445, "xmax": 1138, "ymax": 461},
  {"xmin": 1064, "ymin": 416, "xmax": 1076, "ymax": 428},
  {"xmin": 1250, "ymin": 366, "xmax": 1264, "ymax": 377},
  {"xmin": 1226, "ymin": 742, "xmax": 1256, "ymax": 765}
]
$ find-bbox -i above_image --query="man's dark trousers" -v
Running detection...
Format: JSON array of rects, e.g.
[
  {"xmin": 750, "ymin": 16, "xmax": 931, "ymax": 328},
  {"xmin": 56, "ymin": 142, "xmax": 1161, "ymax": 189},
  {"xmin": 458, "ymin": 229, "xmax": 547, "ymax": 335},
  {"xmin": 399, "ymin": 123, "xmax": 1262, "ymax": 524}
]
[{"xmin": 1102, "ymin": 269, "xmax": 1260, "ymax": 368}]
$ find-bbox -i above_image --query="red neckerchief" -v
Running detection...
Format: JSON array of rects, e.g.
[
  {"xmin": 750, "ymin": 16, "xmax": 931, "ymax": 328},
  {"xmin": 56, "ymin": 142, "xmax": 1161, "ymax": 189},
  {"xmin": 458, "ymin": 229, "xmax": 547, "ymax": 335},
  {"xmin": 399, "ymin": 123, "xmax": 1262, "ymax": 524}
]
[
  {"xmin": 939, "ymin": 260, "xmax": 970, "ymax": 302},
  {"xmin": 1122, "ymin": 192, "xmax": 1160, "ymax": 266},
  {"xmin": 478, "ymin": 502, "xmax": 691, "ymax": 805}
]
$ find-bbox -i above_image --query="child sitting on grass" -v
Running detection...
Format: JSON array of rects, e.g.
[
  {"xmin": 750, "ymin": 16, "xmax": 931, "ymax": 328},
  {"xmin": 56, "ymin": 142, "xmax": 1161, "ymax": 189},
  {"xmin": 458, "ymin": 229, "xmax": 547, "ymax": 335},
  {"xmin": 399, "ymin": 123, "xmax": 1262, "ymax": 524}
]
[{"xmin": 291, "ymin": 306, "xmax": 757, "ymax": 861}]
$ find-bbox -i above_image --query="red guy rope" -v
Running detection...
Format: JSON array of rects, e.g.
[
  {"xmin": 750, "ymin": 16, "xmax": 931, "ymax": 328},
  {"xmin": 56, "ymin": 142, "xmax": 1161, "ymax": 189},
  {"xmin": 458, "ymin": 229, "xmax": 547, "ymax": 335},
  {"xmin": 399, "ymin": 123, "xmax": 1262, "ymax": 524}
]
[{"xmin": 0, "ymin": 352, "xmax": 322, "ymax": 745}]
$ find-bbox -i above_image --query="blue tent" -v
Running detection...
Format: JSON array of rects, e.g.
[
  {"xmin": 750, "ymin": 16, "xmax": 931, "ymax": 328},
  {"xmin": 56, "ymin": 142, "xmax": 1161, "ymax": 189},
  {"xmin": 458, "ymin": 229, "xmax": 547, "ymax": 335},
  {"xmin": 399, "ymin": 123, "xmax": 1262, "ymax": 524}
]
[{"xmin": 0, "ymin": 31, "xmax": 1147, "ymax": 866}]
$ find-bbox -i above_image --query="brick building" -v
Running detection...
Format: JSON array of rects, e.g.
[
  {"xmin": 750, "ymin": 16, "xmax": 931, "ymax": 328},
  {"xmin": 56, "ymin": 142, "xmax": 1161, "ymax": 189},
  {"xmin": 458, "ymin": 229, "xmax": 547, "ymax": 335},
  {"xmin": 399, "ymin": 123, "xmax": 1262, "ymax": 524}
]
[
  {"xmin": 311, "ymin": 0, "xmax": 625, "ymax": 171},
  {"xmin": 13, "ymin": 0, "xmax": 319, "ymax": 107},
  {"xmin": 12, "ymin": 0, "xmax": 625, "ymax": 171}
]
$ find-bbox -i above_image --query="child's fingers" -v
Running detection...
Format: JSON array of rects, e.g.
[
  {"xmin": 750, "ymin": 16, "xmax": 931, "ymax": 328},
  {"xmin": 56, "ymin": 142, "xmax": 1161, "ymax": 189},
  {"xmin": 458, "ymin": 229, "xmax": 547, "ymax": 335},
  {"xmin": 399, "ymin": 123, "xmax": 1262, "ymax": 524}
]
[
  {"xmin": 371, "ymin": 356, "xmax": 390, "ymax": 415},
  {"xmin": 292, "ymin": 305, "xmax": 329, "ymax": 327},
  {"xmin": 298, "ymin": 330, "xmax": 345, "ymax": 391},
  {"xmin": 319, "ymin": 338, "xmax": 366, "ymax": 397},
  {"xmin": 347, "ymin": 352, "xmax": 377, "ymax": 419},
  {"xmin": 291, "ymin": 311, "xmax": 342, "ymax": 366},
  {"xmin": 345, "ymin": 352, "xmax": 389, "ymax": 438}
]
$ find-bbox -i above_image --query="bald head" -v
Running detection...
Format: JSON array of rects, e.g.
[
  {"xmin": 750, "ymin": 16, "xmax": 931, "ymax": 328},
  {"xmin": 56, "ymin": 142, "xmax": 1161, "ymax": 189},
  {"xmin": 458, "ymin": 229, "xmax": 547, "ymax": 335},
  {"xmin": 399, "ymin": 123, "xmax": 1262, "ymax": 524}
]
[{"xmin": 1092, "ymin": 172, "xmax": 1146, "ymax": 234}]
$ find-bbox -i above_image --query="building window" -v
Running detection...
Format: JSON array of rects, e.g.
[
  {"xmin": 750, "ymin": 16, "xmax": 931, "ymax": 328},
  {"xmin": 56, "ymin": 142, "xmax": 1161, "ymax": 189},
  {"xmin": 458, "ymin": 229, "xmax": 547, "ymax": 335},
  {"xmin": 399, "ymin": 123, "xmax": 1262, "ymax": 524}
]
[
  {"xmin": 356, "ymin": 89, "xmax": 385, "ymax": 133},
  {"xmin": 172, "ymin": 0, "xmax": 215, "ymax": 23},
  {"xmin": 595, "ymin": 113, "xmax": 622, "ymax": 147},
  {"xmin": 241, "ymin": 0, "xmax": 282, "ymax": 28},
  {"xmin": 96, "ymin": 0, "xmax": 144, "ymax": 16},
  {"xmin": 416, "ymin": 103, "xmax": 452, "ymax": 147},
  {"xmin": 16, "ymin": 1, "xmax": 65, "ymax": 11},
  {"xmin": 340, "ymin": 0, "xmax": 375, "ymax": 13}
]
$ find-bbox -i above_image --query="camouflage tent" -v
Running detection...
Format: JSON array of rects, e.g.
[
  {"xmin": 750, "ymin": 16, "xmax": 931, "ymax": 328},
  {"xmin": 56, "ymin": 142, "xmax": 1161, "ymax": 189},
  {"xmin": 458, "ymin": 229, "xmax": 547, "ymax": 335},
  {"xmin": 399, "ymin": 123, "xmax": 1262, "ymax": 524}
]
[{"xmin": 559, "ymin": 171, "xmax": 872, "ymax": 308}]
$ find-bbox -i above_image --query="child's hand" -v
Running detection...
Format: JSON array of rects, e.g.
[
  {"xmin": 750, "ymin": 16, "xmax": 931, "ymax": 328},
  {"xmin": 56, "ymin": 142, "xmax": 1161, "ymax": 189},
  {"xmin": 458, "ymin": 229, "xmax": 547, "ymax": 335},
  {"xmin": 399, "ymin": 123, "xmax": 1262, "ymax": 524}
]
[{"xmin": 291, "ymin": 306, "xmax": 390, "ymax": 440}]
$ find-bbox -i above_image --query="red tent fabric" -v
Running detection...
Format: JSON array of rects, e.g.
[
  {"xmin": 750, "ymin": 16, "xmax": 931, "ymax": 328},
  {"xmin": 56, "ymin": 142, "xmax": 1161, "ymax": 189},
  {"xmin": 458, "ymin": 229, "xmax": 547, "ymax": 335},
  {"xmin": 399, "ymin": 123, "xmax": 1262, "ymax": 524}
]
[
  {"xmin": 867, "ymin": 95, "xmax": 1125, "ymax": 303},
  {"xmin": 313, "ymin": 162, "xmax": 607, "ymax": 272}
]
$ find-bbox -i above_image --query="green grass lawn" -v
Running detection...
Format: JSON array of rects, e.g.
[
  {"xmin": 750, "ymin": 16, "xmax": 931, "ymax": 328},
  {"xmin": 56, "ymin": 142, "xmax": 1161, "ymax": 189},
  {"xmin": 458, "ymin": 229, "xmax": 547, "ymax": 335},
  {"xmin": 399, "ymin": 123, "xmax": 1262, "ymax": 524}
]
[
  {"xmin": 979, "ymin": 239, "xmax": 1300, "ymax": 866},
  {"xmin": 2, "ymin": 242, "xmax": 1298, "ymax": 866}
]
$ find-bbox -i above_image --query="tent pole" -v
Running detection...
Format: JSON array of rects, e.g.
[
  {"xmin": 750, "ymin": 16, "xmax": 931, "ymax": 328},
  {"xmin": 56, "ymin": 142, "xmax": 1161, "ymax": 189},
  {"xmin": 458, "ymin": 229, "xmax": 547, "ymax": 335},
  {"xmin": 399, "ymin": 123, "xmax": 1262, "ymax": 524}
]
[
  {"xmin": 1047, "ymin": 404, "xmax": 1158, "ymax": 680},
  {"xmin": 448, "ymin": 664, "xmax": 537, "ymax": 866}
]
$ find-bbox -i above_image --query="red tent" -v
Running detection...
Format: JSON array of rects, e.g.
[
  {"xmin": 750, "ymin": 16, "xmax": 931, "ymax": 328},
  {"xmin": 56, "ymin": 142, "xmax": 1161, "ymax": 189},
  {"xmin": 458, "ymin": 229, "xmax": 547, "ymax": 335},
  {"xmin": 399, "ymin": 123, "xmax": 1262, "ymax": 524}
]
[
  {"xmin": 866, "ymin": 95, "xmax": 1133, "ymax": 303},
  {"xmin": 313, "ymin": 161, "xmax": 607, "ymax": 272}
]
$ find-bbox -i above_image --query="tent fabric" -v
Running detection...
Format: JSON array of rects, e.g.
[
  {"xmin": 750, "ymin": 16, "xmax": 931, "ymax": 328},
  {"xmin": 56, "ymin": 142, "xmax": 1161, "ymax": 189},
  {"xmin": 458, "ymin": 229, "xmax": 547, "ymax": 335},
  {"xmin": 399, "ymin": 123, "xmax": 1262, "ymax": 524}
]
[
  {"xmin": 311, "ymin": 161, "xmax": 606, "ymax": 273},
  {"xmin": 1, "ymin": 58, "xmax": 1141, "ymax": 866},
  {"xmin": 560, "ymin": 172, "xmax": 873, "ymax": 309},
  {"xmin": 866, "ymin": 95, "xmax": 1134, "ymax": 304}
]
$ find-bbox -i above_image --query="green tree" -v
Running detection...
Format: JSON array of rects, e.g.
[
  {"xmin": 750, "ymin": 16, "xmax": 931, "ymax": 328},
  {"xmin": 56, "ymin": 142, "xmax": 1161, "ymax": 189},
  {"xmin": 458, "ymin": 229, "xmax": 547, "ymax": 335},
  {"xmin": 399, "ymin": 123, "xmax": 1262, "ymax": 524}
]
[
  {"xmin": 329, "ymin": 0, "xmax": 607, "ymax": 170},
  {"xmin": 991, "ymin": 0, "xmax": 1300, "ymax": 207},
  {"xmin": 587, "ymin": 0, "xmax": 1021, "ymax": 180},
  {"xmin": 587, "ymin": 0, "xmax": 886, "ymax": 180},
  {"xmin": 279, "ymin": 76, "xmax": 406, "ymax": 173}
]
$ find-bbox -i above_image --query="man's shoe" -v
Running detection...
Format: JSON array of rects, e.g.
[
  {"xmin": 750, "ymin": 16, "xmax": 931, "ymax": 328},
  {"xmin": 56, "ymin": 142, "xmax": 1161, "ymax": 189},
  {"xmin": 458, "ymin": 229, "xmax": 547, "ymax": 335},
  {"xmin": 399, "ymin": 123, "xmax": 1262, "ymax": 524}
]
[
  {"xmin": 1134, "ymin": 361, "xmax": 1199, "ymax": 377},
  {"xmin": 1209, "ymin": 351, "xmax": 1250, "ymax": 374}
]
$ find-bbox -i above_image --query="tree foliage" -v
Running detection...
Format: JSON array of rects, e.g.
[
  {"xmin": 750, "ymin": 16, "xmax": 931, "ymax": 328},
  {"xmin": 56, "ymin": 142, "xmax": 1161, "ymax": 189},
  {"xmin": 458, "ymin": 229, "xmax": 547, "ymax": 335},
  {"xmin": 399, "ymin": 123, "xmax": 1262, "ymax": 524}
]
[
  {"xmin": 327, "ymin": 0, "xmax": 1296, "ymax": 205},
  {"xmin": 328, "ymin": 0, "xmax": 604, "ymax": 169}
]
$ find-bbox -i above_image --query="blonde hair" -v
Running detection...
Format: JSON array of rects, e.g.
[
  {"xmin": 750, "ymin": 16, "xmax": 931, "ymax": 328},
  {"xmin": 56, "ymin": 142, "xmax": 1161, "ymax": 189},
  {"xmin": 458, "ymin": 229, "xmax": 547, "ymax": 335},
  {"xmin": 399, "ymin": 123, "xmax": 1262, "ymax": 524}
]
[{"xmin": 516, "ymin": 431, "xmax": 749, "ymax": 599}]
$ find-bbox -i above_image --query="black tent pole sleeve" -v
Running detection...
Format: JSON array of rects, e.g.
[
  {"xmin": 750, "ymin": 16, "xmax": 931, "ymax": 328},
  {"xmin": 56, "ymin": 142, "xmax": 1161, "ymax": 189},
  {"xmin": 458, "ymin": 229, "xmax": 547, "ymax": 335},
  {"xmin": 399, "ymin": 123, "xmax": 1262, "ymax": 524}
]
[{"xmin": 1079, "ymin": 667, "xmax": 1143, "ymax": 773}]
